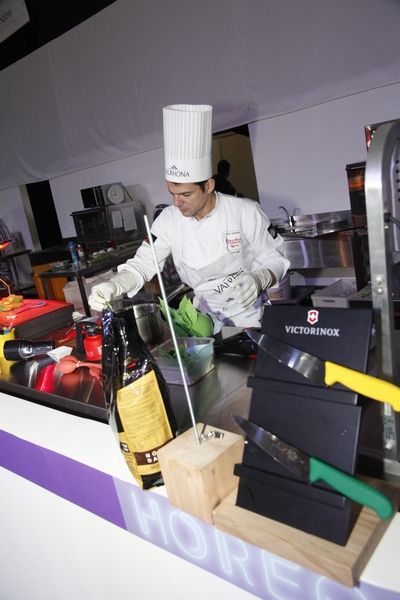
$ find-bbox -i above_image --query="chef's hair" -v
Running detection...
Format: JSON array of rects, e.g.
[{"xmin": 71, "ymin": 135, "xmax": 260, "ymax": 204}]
[{"xmin": 196, "ymin": 180, "xmax": 207, "ymax": 191}]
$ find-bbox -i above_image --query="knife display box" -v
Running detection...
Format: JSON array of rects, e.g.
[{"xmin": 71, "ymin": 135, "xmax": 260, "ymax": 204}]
[
  {"xmin": 235, "ymin": 304, "xmax": 374, "ymax": 545},
  {"xmin": 214, "ymin": 480, "xmax": 400, "ymax": 588}
]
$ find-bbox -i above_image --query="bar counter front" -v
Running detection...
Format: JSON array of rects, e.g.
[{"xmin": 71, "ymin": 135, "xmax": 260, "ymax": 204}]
[{"xmin": 0, "ymin": 324, "xmax": 399, "ymax": 600}]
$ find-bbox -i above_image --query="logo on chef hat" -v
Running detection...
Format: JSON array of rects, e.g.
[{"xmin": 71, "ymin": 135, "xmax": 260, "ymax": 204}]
[
  {"xmin": 166, "ymin": 164, "xmax": 190, "ymax": 179},
  {"xmin": 307, "ymin": 309, "xmax": 319, "ymax": 325}
]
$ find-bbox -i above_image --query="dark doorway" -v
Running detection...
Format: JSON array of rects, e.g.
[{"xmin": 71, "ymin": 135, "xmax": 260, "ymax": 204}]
[
  {"xmin": 26, "ymin": 180, "xmax": 63, "ymax": 249},
  {"xmin": 212, "ymin": 125, "xmax": 259, "ymax": 202}
]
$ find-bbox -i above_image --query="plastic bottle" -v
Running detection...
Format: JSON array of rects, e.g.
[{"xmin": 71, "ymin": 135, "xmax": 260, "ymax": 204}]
[
  {"xmin": 76, "ymin": 244, "xmax": 87, "ymax": 268},
  {"xmin": 68, "ymin": 241, "xmax": 79, "ymax": 270}
]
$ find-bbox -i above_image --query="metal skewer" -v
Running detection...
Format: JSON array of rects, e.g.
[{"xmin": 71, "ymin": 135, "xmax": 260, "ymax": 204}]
[{"xmin": 143, "ymin": 215, "xmax": 201, "ymax": 445}]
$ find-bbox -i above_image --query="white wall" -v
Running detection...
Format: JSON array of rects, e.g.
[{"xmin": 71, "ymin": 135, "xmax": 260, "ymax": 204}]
[
  {"xmin": 250, "ymin": 83, "xmax": 400, "ymax": 221},
  {"xmin": 52, "ymin": 82, "xmax": 400, "ymax": 239},
  {"xmin": 2, "ymin": 82, "xmax": 400, "ymax": 245},
  {"xmin": 50, "ymin": 146, "xmax": 166, "ymax": 239}
]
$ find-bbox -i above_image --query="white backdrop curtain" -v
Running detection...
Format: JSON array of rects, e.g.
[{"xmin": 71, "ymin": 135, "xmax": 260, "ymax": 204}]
[{"xmin": 1, "ymin": 0, "xmax": 400, "ymax": 190}]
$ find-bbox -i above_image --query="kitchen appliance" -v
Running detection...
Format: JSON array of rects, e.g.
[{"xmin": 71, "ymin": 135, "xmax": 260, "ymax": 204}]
[
  {"xmin": 364, "ymin": 119, "xmax": 400, "ymax": 473},
  {"xmin": 80, "ymin": 183, "xmax": 128, "ymax": 208},
  {"xmin": 346, "ymin": 118, "xmax": 400, "ymax": 254},
  {"xmin": 71, "ymin": 199, "xmax": 146, "ymax": 253},
  {"xmin": 345, "ymin": 162, "xmax": 366, "ymax": 227}
]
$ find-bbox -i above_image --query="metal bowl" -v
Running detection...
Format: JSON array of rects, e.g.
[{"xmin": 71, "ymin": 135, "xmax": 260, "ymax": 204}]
[{"xmin": 132, "ymin": 302, "xmax": 164, "ymax": 345}]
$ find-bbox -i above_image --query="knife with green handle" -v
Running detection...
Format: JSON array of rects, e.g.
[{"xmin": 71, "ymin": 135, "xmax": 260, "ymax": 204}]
[
  {"xmin": 309, "ymin": 457, "xmax": 393, "ymax": 519},
  {"xmin": 232, "ymin": 414, "xmax": 394, "ymax": 520},
  {"xmin": 246, "ymin": 330, "xmax": 400, "ymax": 412}
]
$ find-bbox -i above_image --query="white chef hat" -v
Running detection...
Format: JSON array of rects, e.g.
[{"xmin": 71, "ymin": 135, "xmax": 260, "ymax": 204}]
[{"xmin": 163, "ymin": 104, "xmax": 213, "ymax": 183}]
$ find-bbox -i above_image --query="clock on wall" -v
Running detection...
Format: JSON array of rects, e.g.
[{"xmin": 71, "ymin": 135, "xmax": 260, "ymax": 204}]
[{"xmin": 106, "ymin": 183, "xmax": 125, "ymax": 205}]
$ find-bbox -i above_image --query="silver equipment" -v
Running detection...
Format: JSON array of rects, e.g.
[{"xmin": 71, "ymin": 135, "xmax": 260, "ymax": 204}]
[{"xmin": 365, "ymin": 119, "xmax": 400, "ymax": 477}]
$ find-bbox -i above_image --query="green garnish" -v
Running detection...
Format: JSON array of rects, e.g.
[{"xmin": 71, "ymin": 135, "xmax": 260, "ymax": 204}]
[
  {"xmin": 156, "ymin": 344, "xmax": 195, "ymax": 367},
  {"xmin": 97, "ymin": 290, "xmax": 114, "ymax": 312},
  {"xmin": 159, "ymin": 295, "xmax": 212, "ymax": 337}
]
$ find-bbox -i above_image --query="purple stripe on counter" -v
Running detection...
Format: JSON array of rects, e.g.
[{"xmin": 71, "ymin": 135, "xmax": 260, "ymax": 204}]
[
  {"xmin": 0, "ymin": 429, "xmax": 126, "ymax": 529},
  {"xmin": 0, "ymin": 427, "xmax": 397, "ymax": 600}
]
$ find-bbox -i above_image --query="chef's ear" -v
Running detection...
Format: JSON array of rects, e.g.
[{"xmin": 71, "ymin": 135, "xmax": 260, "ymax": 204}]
[{"xmin": 206, "ymin": 178, "xmax": 215, "ymax": 193}]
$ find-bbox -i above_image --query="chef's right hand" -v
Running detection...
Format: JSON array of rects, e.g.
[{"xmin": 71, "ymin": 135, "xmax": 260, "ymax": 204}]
[{"xmin": 88, "ymin": 271, "xmax": 137, "ymax": 312}]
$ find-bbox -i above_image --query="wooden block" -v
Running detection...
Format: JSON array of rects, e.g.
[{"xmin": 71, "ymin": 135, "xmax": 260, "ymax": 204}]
[
  {"xmin": 158, "ymin": 424, "xmax": 244, "ymax": 524},
  {"xmin": 213, "ymin": 476, "xmax": 400, "ymax": 588}
]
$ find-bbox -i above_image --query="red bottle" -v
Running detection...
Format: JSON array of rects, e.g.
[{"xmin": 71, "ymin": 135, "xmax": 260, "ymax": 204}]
[
  {"xmin": 84, "ymin": 331, "xmax": 102, "ymax": 361},
  {"xmin": 76, "ymin": 320, "xmax": 102, "ymax": 361}
]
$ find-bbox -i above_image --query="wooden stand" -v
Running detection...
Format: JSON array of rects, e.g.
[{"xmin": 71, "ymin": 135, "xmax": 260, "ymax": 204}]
[
  {"xmin": 213, "ymin": 477, "xmax": 400, "ymax": 588},
  {"xmin": 158, "ymin": 424, "xmax": 244, "ymax": 524}
]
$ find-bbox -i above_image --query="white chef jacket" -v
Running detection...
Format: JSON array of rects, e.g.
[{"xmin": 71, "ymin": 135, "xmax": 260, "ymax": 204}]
[{"xmin": 118, "ymin": 192, "xmax": 290, "ymax": 329}]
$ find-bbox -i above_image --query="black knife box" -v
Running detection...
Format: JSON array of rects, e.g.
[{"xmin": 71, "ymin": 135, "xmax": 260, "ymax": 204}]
[
  {"xmin": 235, "ymin": 304, "xmax": 373, "ymax": 545},
  {"xmin": 253, "ymin": 305, "xmax": 373, "ymax": 397},
  {"xmin": 244, "ymin": 382, "xmax": 362, "ymax": 477},
  {"xmin": 235, "ymin": 464, "xmax": 361, "ymax": 545}
]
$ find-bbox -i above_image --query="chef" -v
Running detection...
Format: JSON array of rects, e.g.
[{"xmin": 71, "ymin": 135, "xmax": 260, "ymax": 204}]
[{"xmin": 89, "ymin": 104, "xmax": 290, "ymax": 332}]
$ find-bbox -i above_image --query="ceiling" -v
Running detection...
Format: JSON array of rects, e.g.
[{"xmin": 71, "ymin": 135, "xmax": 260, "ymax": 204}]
[{"xmin": 0, "ymin": 0, "xmax": 116, "ymax": 71}]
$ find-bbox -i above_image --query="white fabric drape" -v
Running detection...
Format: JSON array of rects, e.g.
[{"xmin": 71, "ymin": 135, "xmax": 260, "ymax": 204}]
[{"xmin": 1, "ymin": 0, "xmax": 400, "ymax": 190}]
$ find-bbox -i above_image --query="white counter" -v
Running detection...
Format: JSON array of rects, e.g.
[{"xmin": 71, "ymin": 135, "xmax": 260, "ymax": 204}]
[{"xmin": 1, "ymin": 392, "xmax": 399, "ymax": 600}]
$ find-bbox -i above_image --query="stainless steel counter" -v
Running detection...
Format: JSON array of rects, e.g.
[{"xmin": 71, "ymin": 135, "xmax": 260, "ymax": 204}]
[
  {"xmin": 167, "ymin": 354, "xmax": 254, "ymax": 435},
  {"xmin": 282, "ymin": 231, "xmax": 354, "ymax": 269},
  {"xmin": 0, "ymin": 330, "xmax": 255, "ymax": 434}
]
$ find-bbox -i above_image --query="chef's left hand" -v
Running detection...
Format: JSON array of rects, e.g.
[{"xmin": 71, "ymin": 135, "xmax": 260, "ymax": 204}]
[{"xmin": 230, "ymin": 270, "xmax": 273, "ymax": 309}]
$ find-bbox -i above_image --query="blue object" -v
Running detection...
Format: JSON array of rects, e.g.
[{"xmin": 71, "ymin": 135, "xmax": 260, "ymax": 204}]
[{"xmin": 68, "ymin": 241, "xmax": 79, "ymax": 269}]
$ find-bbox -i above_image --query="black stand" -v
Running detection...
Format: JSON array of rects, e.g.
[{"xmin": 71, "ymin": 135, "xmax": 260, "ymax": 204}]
[{"xmin": 235, "ymin": 304, "xmax": 373, "ymax": 545}]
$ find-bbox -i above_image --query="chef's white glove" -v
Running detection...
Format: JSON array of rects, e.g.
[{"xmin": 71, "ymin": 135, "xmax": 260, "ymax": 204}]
[
  {"xmin": 230, "ymin": 270, "xmax": 273, "ymax": 309},
  {"xmin": 88, "ymin": 271, "xmax": 137, "ymax": 311}
]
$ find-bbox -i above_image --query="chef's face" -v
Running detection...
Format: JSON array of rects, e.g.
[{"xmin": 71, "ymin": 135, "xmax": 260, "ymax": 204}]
[{"xmin": 166, "ymin": 179, "xmax": 215, "ymax": 220}]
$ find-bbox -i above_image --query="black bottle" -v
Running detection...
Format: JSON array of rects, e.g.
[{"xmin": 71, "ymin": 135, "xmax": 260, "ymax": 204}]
[{"xmin": 3, "ymin": 340, "xmax": 56, "ymax": 361}]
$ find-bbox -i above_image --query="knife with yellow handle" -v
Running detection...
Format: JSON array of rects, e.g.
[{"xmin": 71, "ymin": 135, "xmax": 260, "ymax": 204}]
[
  {"xmin": 246, "ymin": 330, "xmax": 400, "ymax": 411},
  {"xmin": 232, "ymin": 414, "xmax": 394, "ymax": 519}
]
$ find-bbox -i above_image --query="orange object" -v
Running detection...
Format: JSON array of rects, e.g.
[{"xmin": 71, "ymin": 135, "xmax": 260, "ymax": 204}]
[
  {"xmin": 31, "ymin": 264, "xmax": 68, "ymax": 302},
  {"xmin": 0, "ymin": 299, "xmax": 72, "ymax": 328}
]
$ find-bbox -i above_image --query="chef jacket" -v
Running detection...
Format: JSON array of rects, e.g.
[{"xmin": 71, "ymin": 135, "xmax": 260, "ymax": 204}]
[{"xmin": 118, "ymin": 192, "xmax": 290, "ymax": 329}]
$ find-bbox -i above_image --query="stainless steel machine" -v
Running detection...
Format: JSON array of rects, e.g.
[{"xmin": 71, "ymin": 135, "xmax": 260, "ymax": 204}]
[{"xmin": 365, "ymin": 119, "xmax": 400, "ymax": 477}]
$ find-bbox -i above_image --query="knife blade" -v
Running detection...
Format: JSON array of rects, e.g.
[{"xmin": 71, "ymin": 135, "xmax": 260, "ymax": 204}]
[
  {"xmin": 232, "ymin": 414, "xmax": 394, "ymax": 519},
  {"xmin": 246, "ymin": 330, "xmax": 400, "ymax": 412}
]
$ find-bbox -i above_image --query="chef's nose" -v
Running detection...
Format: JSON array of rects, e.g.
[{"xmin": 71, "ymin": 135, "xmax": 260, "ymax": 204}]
[{"xmin": 173, "ymin": 195, "xmax": 183, "ymax": 206}]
